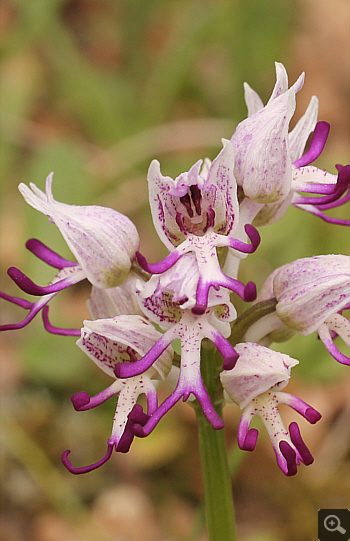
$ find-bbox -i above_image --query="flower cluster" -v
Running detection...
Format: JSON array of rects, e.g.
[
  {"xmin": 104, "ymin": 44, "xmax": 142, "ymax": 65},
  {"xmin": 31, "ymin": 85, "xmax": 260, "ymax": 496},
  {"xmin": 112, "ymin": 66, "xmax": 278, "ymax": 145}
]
[{"xmin": 1, "ymin": 63, "xmax": 349, "ymax": 476}]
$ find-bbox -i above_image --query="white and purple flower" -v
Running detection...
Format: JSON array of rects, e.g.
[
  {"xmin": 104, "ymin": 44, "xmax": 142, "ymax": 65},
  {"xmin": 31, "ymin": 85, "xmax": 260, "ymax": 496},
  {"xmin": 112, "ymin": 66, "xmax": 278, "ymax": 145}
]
[
  {"xmin": 62, "ymin": 315, "xmax": 173, "ymax": 474},
  {"xmin": 114, "ymin": 266, "xmax": 239, "ymax": 434},
  {"xmin": 1, "ymin": 174, "xmax": 140, "ymax": 334},
  {"xmin": 19, "ymin": 173, "xmax": 140, "ymax": 288},
  {"xmin": 231, "ymin": 62, "xmax": 349, "ymax": 228},
  {"xmin": 138, "ymin": 139, "xmax": 260, "ymax": 314},
  {"xmin": 274, "ymin": 255, "xmax": 350, "ymax": 365},
  {"xmin": 221, "ymin": 343, "xmax": 321, "ymax": 476}
]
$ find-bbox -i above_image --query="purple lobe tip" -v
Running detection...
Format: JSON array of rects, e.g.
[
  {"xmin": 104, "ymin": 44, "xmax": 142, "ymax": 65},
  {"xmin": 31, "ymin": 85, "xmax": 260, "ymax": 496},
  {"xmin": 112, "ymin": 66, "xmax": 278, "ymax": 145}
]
[
  {"xmin": 279, "ymin": 440, "xmax": 297, "ymax": 476},
  {"xmin": 289, "ymin": 422, "xmax": 314, "ymax": 466},
  {"xmin": 61, "ymin": 443, "xmax": 114, "ymax": 474},
  {"xmin": 113, "ymin": 364, "xmax": 122, "ymax": 378},
  {"xmin": 244, "ymin": 282, "xmax": 257, "ymax": 302},
  {"xmin": 243, "ymin": 428, "xmax": 258, "ymax": 451},
  {"xmin": 223, "ymin": 354, "xmax": 239, "ymax": 371},
  {"xmin": 136, "ymin": 251, "xmax": 147, "ymax": 269},
  {"xmin": 245, "ymin": 224, "xmax": 261, "ymax": 251},
  {"xmin": 192, "ymin": 304, "xmax": 206, "ymax": 315},
  {"xmin": 305, "ymin": 407, "xmax": 322, "ymax": 424},
  {"xmin": 71, "ymin": 392, "xmax": 90, "ymax": 410},
  {"xmin": 128, "ymin": 404, "xmax": 151, "ymax": 425}
]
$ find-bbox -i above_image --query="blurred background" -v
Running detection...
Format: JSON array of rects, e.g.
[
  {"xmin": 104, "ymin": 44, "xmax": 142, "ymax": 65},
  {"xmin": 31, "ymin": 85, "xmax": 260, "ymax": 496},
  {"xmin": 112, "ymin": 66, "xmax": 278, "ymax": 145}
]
[{"xmin": 0, "ymin": 1, "xmax": 349, "ymax": 540}]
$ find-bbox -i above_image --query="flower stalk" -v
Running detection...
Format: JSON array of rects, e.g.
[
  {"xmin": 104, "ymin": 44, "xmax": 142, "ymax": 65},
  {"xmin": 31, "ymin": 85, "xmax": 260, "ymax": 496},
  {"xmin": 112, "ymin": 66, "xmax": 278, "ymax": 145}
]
[{"xmin": 194, "ymin": 343, "xmax": 237, "ymax": 541}]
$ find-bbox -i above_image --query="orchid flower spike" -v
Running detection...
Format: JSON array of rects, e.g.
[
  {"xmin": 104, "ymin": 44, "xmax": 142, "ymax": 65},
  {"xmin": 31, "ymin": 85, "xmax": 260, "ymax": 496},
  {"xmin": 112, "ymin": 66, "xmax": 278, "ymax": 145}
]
[
  {"xmin": 138, "ymin": 140, "xmax": 260, "ymax": 314},
  {"xmin": 220, "ymin": 343, "xmax": 321, "ymax": 476},
  {"xmin": 61, "ymin": 315, "xmax": 173, "ymax": 474},
  {"xmin": 273, "ymin": 255, "xmax": 350, "ymax": 365},
  {"xmin": 19, "ymin": 172, "xmax": 140, "ymax": 288}
]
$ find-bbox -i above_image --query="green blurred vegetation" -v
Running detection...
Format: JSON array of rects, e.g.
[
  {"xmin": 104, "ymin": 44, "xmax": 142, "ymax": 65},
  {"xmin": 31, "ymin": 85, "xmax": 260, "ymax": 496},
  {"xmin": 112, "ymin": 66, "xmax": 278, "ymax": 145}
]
[{"xmin": 0, "ymin": 1, "xmax": 349, "ymax": 541}]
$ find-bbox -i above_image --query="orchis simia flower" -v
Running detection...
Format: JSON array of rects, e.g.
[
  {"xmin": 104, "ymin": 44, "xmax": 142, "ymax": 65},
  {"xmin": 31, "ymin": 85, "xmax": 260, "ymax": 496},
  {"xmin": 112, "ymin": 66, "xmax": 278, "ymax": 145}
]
[
  {"xmin": 273, "ymin": 255, "xmax": 350, "ymax": 365},
  {"xmin": 244, "ymin": 256, "xmax": 350, "ymax": 365},
  {"xmin": 231, "ymin": 62, "xmax": 350, "ymax": 229},
  {"xmin": 0, "ymin": 173, "xmax": 140, "ymax": 333},
  {"xmin": 221, "ymin": 343, "xmax": 321, "ymax": 476},
  {"xmin": 138, "ymin": 139, "xmax": 260, "ymax": 315},
  {"xmin": 62, "ymin": 315, "xmax": 173, "ymax": 474}
]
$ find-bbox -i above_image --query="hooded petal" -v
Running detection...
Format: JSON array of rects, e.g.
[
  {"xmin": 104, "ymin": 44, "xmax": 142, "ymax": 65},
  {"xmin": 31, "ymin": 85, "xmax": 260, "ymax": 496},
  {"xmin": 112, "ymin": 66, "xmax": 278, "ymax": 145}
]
[
  {"xmin": 231, "ymin": 64, "xmax": 305, "ymax": 204},
  {"xmin": 267, "ymin": 62, "xmax": 289, "ymax": 102},
  {"xmin": 243, "ymin": 82, "xmax": 264, "ymax": 116},
  {"xmin": 274, "ymin": 255, "xmax": 350, "ymax": 334},
  {"xmin": 231, "ymin": 89, "xmax": 296, "ymax": 203},
  {"xmin": 220, "ymin": 342, "xmax": 298, "ymax": 409},
  {"xmin": 19, "ymin": 173, "xmax": 140, "ymax": 288},
  {"xmin": 77, "ymin": 315, "xmax": 173, "ymax": 380},
  {"xmin": 147, "ymin": 139, "xmax": 238, "ymax": 250}
]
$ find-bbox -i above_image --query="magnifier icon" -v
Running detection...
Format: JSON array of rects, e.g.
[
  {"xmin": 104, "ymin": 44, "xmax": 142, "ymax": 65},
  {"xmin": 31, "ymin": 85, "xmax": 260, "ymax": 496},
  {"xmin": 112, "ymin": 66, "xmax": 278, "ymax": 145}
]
[{"xmin": 324, "ymin": 514, "xmax": 346, "ymax": 534}]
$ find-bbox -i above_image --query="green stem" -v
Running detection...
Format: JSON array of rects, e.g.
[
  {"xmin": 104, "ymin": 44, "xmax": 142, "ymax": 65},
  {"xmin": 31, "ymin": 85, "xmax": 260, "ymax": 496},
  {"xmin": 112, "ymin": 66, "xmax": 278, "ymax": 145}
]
[
  {"xmin": 193, "ymin": 302, "xmax": 279, "ymax": 539},
  {"xmin": 194, "ymin": 342, "xmax": 237, "ymax": 541}
]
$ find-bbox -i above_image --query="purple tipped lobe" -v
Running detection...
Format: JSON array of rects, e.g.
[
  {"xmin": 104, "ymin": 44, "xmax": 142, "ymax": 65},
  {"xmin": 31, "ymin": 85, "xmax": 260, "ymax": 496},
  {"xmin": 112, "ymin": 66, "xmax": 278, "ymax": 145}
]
[
  {"xmin": 117, "ymin": 405, "xmax": 151, "ymax": 448},
  {"xmin": 26, "ymin": 239, "xmax": 77, "ymax": 269},
  {"xmin": 289, "ymin": 422, "xmax": 314, "ymax": 465},
  {"xmin": 71, "ymin": 392, "xmax": 90, "ymax": 410},
  {"xmin": 279, "ymin": 440, "xmax": 297, "ymax": 476},
  {"xmin": 8, "ymin": 267, "xmax": 75, "ymax": 295},
  {"xmin": 241, "ymin": 428, "xmax": 259, "ymax": 451},
  {"xmin": 244, "ymin": 282, "xmax": 257, "ymax": 302},
  {"xmin": 304, "ymin": 407, "xmax": 322, "ymax": 424},
  {"xmin": 61, "ymin": 443, "xmax": 114, "ymax": 474}
]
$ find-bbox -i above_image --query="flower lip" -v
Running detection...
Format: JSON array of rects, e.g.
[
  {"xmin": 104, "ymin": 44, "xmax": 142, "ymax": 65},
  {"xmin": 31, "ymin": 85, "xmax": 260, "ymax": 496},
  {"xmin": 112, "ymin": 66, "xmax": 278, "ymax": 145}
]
[
  {"xmin": 236, "ymin": 388, "xmax": 321, "ymax": 476},
  {"xmin": 0, "ymin": 260, "xmax": 85, "ymax": 334}
]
